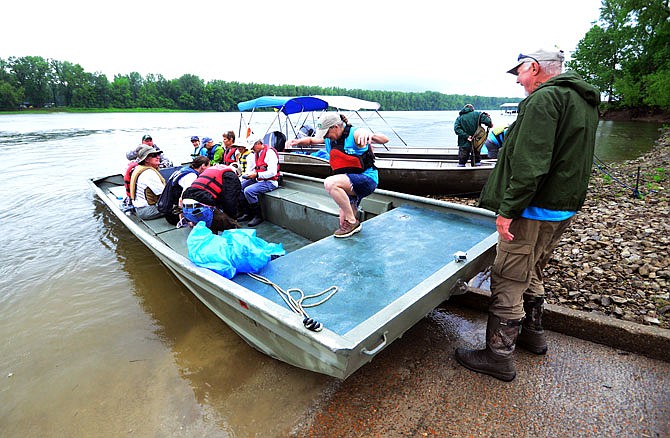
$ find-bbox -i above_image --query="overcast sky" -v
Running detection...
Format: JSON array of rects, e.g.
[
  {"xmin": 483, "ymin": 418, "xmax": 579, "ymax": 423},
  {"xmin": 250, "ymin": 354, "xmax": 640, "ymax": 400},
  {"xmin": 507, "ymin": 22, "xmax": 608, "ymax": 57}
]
[{"xmin": 3, "ymin": 0, "xmax": 602, "ymax": 99}]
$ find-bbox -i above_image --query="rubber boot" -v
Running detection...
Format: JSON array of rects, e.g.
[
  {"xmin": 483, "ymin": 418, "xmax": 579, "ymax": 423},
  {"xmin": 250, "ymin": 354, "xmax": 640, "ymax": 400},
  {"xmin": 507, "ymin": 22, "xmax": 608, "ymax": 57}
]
[
  {"xmin": 237, "ymin": 198, "xmax": 253, "ymax": 222},
  {"xmin": 517, "ymin": 295, "xmax": 548, "ymax": 355},
  {"xmin": 247, "ymin": 203, "xmax": 264, "ymax": 227},
  {"xmin": 454, "ymin": 314, "xmax": 522, "ymax": 382}
]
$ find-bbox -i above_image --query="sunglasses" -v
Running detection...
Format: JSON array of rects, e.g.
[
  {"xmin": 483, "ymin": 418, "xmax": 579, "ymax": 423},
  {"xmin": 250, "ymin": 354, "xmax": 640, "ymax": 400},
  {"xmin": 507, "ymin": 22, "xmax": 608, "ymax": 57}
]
[
  {"xmin": 517, "ymin": 53, "xmax": 539, "ymax": 64},
  {"xmin": 147, "ymin": 153, "xmax": 159, "ymax": 158}
]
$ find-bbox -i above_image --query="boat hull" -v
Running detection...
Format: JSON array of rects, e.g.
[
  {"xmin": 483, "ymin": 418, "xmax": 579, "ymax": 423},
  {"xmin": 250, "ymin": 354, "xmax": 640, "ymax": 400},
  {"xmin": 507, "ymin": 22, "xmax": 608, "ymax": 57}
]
[{"xmin": 90, "ymin": 172, "xmax": 497, "ymax": 378}]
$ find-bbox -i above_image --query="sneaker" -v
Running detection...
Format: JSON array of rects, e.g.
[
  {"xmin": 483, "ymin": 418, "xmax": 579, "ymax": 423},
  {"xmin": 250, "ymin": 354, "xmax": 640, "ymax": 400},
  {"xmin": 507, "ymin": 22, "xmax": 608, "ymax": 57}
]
[
  {"xmin": 475, "ymin": 162, "xmax": 482, "ymax": 167},
  {"xmin": 333, "ymin": 219, "xmax": 362, "ymax": 238},
  {"xmin": 457, "ymin": 163, "xmax": 466, "ymax": 167}
]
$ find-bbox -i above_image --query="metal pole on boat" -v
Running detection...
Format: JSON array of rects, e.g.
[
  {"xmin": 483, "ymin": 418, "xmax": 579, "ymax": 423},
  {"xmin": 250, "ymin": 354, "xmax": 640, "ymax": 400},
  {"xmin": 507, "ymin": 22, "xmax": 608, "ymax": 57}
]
[{"xmin": 374, "ymin": 110, "xmax": 406, "ymax": 148}]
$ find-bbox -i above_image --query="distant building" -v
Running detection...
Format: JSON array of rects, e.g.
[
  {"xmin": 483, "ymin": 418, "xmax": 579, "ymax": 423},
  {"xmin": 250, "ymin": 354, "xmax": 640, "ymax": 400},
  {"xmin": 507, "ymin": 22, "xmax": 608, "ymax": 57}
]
[{"xmin": 500, "ymin": 103, "xmax": 519, "ymax": 115}]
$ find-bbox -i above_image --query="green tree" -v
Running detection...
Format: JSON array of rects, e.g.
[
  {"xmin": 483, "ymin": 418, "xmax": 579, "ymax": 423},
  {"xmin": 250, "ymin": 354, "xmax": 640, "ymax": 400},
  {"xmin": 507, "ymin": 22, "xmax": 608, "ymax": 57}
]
[{"xmin": 10, "ymin": 56, "xmax": 52, "ymax": 106}]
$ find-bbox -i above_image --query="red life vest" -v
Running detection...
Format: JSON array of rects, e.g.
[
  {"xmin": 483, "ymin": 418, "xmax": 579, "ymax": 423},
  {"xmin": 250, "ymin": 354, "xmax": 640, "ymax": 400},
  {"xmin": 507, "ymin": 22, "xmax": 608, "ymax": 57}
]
[
  {"xmin": 329, "ymin": 126, "xmax": 375, "ymax": 175},
  {"xmin": 254, "ymin": 145, "xmax": 280, "ymax": 181},
  {"xmin": 223, "ymin": 147, "xmax": 237, "ymax": 165},
  {"xmin": 190, "ymin": 165, "xmax": 236, "ymax": 198},
  {"xmin": 124, "ymin": 161, "xmax": 139, "ymax": 198}
]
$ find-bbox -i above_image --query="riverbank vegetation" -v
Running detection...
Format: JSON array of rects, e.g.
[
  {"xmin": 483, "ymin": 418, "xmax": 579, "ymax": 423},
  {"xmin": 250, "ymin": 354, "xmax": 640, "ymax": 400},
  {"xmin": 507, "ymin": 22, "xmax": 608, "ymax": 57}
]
[{"xmin": 1, "ymin": 0, "xmax": 667, "ymax": 116}]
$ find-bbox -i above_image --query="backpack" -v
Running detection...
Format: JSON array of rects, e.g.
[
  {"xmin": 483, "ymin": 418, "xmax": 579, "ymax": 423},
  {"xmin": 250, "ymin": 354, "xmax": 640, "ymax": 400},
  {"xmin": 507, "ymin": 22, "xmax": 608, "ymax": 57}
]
[
  {"xmin": 157, "ymin": 167, "xmax": 196, "ymax": 214},
  {"xmin": 472, "ymin": 112, "xmax": 490, "ymax": 152}
]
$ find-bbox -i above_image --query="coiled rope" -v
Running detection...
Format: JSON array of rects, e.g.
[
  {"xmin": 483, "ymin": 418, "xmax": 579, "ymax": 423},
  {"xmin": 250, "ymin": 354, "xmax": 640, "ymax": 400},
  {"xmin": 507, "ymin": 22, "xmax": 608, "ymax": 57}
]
[{"xmin": 247, "ymin": 273, "xmax": 338, "ymax": 332}]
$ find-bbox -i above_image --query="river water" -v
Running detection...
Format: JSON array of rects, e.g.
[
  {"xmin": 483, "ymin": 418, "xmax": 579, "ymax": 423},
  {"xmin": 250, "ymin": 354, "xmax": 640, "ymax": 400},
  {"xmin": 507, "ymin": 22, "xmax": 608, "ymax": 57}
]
[{"xmin": 0, "ymin": 111, "xmax": 662, "ymax": 436}]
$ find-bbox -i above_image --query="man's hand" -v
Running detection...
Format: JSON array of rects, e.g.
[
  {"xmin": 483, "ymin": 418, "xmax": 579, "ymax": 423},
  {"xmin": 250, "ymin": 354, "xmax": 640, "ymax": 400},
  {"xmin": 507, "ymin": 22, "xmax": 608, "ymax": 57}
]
[{"xmin": 496, "ymin": 216, "xmax": 514, "ymax": 241}]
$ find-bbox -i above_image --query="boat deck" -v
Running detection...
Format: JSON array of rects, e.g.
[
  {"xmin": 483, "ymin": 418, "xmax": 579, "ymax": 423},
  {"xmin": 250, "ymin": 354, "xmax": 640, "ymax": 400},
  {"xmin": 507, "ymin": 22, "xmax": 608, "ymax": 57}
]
[{"xmin": 233, "ymin": 205, "xmax": 493, "ymax": 336}]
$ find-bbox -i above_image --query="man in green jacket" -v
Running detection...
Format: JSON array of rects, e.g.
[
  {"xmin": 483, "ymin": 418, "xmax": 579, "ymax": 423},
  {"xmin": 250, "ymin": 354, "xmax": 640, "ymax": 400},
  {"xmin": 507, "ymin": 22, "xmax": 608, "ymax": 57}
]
[
  {"xmin": 454, "ymin": 104, "xmax": 493, "ymax": 166},
  {"xmin": 455, "ymin": 49, "xmax": 600, "ymax": 381}
]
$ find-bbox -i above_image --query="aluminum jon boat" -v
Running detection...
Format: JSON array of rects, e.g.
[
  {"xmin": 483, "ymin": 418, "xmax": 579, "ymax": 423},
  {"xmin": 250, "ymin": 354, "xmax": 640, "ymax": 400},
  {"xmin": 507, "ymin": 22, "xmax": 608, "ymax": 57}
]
[{"xmin": 90, "ymin": 171, "xmax": 497, "ymax": 379}]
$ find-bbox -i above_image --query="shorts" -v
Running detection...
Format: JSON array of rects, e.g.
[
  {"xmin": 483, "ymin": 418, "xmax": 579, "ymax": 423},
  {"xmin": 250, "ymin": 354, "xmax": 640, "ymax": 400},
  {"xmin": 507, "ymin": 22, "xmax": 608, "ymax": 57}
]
[{"xmin": 347, "ymin": 173, "xmax": 377, "ymax": 206}]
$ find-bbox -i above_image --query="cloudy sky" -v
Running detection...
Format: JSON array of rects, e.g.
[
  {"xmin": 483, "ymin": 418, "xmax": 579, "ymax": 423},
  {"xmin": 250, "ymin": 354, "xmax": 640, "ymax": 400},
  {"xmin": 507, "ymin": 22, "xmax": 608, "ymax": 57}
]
[{"xmin": 2, "ymin": 0, "xmax": 602, "ymax": 99}]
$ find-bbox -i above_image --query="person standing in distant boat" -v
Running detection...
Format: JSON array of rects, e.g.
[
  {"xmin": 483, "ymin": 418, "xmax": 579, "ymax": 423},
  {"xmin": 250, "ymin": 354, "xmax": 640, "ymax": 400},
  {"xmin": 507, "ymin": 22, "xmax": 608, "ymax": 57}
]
[
  {"xmin": 454, "ymin": 104, "xmax": 493, "ymax": 167},
  {"xmin": 454, "ymin": 48, "xmax": 600, "ymax": 382},
  {"xmin": 287, "ymin": 113, "xmax": 389, "ymax": 238}
]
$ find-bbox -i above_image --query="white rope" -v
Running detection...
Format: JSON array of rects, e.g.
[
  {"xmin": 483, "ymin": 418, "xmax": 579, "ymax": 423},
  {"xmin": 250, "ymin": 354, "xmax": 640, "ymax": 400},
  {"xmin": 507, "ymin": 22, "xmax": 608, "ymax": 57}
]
[{"xmin": 247, "ymin": 273, "xmax": 338, "ymax": 332}]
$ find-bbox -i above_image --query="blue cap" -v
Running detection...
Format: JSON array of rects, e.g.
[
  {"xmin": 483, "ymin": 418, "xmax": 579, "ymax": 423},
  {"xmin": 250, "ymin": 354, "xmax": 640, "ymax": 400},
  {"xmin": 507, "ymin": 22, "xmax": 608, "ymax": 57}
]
[
  {"xmin": 191, "ymin": 135, "xmax": 199, "ymax": 142},
  {"xmin": 202, "ymin": 137, "xmax": 212, "ymax": 143}
]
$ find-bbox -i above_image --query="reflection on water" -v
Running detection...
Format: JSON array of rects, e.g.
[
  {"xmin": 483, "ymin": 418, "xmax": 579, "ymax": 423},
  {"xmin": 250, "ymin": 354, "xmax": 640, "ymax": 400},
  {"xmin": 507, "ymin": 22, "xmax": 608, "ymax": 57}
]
[{"xmin": 0, "ymin": 112, "xmax": 662, "ymax": 436}]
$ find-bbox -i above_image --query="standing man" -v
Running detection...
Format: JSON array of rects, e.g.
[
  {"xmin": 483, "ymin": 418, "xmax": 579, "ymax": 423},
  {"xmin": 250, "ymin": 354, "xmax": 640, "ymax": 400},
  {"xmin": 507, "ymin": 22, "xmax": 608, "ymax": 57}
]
[
  {"xmin": 238, "ymin": 136, "xmax": 280, "ymax": 227},
  {"xmin": 454, "ymin": 104, "xmax": 493, "ymax": 167},
  {"xmin": 455, "ymin": 49, "xmax": 600, "ymax": 381}
]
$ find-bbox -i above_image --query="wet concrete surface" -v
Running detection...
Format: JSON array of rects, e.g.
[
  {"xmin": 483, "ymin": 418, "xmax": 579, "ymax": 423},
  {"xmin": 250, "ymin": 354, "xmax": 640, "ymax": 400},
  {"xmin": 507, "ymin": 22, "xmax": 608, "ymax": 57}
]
[{"xmin": 291, "ymin": 304, "xmax": 670, "ymax": 437}]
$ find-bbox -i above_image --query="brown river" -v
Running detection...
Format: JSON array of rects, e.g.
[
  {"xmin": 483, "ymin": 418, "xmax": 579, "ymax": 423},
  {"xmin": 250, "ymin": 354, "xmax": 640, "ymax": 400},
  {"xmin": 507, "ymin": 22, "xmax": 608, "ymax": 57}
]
[{"xmin": 0, "ymin": 111, "xmax": 662, "ymax": 436}]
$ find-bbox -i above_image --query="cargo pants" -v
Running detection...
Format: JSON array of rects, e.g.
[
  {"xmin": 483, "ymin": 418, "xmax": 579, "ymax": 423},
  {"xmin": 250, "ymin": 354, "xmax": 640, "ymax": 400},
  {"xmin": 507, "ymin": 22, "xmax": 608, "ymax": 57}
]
[{"xmin": 489, "ymin": 216, "xmax": 573, "ymax": 320}]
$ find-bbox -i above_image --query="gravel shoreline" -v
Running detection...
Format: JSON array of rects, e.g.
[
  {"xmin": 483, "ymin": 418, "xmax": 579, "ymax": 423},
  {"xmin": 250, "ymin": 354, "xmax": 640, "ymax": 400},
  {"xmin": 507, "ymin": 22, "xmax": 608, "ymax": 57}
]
[{"xmin": 439, "ymin": 127, "xmax": 669, "ymax": 330}]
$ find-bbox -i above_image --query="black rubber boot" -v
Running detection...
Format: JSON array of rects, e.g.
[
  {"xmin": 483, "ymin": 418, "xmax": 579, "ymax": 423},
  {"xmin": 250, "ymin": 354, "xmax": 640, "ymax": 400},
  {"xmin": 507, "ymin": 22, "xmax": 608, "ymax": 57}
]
[
  {"xmin": 237, "ymin": 199, "xmax": 252, "ymax": 222},
  {"xmin": 517, "ymin": 294, "xmax": 548, "ymax": 355},
  {"xmin": 455, "ymin": 314, "xmax": 522, "ymax": 382},
  {"xmin": 247, "ymin": 203, "xmax": 264, "ymax": 227}
]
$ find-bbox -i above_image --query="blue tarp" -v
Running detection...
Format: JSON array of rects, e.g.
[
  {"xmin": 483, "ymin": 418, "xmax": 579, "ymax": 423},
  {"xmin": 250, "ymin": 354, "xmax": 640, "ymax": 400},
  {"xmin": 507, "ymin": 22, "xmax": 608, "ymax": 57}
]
[
  {"xmin": 237, "ymin": 96, "xmax": 328, "ymax": 115},
  {"xmin": 187, "ymin": 222, "xmax": 285, "ymax": 279}
]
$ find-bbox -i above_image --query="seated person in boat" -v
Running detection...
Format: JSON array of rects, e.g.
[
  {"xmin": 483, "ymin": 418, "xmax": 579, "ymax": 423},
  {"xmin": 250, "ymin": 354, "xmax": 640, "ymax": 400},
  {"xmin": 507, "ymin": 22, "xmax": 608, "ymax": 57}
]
[
  {"xmin": 158, "ymin": 156, "xmax": 210, "ymax": 225},
  {"xmin": 128, "ymin": 146, "xmax": 167, "ymax": 220},
  {"xmin": 213, "ymin": 131, "xmax": 239, "ymax": 165},
  {"xmin": 234, "ymin": 139, "xmax": 251, "ymax": 174},
  {"xmin": 484, "ymin": 125, "xmax": 508, "ymax": 159},
  {"xmin": 288, "ymin": 113, "xmax": 389, "ymax": 238},
  {"xmin": 126, "ymin": 134, "xmax": 173, "ymax": 168},
  {"xmin": 181, "ymin": 164, "xmax": 242, "ymax": 233},
  {"xmin": 195, "ymin": 137, "xmax": 220, "ymax": 162},
  {"xmin": 190, "ymin": 135, "xmax": 200, "ymax": 158},
  {"xmin": 454, "ymin": 104, "xmax": 493, "ymax": 167},
  {"xmin": 237, "ymin": 136, "xmax": 280, "ymax": 227}
]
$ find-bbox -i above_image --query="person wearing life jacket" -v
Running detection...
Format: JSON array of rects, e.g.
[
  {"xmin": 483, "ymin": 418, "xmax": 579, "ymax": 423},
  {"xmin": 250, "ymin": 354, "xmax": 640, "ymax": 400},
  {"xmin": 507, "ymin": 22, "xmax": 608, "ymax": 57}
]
[
  {"xmin": 181, "ymin": 163, "xmax": 242, "ymax": 232},
  {"xmin": 483, "ymin": 125, "xmax": 508, "ymax": 159},
  {"xmin": 157, "ymin": 156, "xmax": 210, "ymax": 225},
  {"xmin": 196, "ymin": 137, "xmax": 219, "ymax": 161},
  {"xmin": 287, "ymin": 113, "xmax": 389, "ymax": 238},
  {"xmin": 190, "ymin": 135, "xmax": 201, "ymax": 158},
  {"xmin": 237, "ymin": 136, "xmax": 280, "ymax": 227},
  {"xmin": 129, "ymin": 145, "xmax": 166, "ymax": 220},
  {"xmin": 213, "ymin": 131, "xmax": 239, "ymax": 165},
  {"xmin": 126, "ymin": 134, "xmax": 173, "ymax": 168},
  {"xmin": 234, "ymin": 139, "xmax": 252, "ymax": 174}
]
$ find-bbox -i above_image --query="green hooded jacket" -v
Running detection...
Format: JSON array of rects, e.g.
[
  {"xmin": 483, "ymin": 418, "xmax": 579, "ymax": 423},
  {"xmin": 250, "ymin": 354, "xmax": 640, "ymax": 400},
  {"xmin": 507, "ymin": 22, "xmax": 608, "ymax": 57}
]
[
  {"xmin": 478, "ymin": 70, "xmax": 600, "ymax": 218},
  {"xmin": 454, "ymin": 105, "xmax": 493, "ymax": 147}
]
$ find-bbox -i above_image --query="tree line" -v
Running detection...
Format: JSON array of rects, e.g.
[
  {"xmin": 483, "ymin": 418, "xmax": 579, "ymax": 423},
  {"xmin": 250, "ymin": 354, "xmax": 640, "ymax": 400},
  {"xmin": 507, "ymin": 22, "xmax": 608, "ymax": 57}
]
[
  {"xmin": 3, "ymin": 0, "xmax": 667, "ymax": 113},
  {"xmin": 569, "ymin": 0, "xmax": 670, "ymax": 109},
  {"xmin": 0, "ymin": 56, "xmax": 516, "ymax": 112}
]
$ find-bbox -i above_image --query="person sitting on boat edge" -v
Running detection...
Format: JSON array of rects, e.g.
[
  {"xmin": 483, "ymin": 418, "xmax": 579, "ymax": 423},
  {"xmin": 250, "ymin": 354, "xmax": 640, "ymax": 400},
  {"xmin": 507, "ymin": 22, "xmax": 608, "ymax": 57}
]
[
  {"xmin": 126, "ymin": 134, "xmax": 173, "ymax": 168},
  {"xmin": 181, "ymin": 164, "xmax": 242, "ymax": 233},
  {"xmin": 237, "ymin": 136, "xmax": 280, "ymax": 227},
  {"xmin": 157, "ymin": 156, "xmax": 211, "ymax": 225},
  {"xmin": 290, "ymin": 113, "xmax": 389, "ymax": 238},
  {"xmin": 483, "ymin": 124, "xmax": 509, "ymax": 159},
  {"xmin": 128, "ymin": 145, "xmax": 167, "ymax": 220},
  {"xmin": 213, "ymin": 131, "xmax": 239, "ymax": 165},
  {"xmin": 454, "ymin": 104, "xmax": 493, "ymax": 167}
]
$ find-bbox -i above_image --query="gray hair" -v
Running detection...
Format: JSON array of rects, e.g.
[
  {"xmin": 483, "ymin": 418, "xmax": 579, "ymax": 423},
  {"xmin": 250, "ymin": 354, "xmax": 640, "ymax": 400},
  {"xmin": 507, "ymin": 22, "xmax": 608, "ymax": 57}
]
[{"xmin": 540, "ymin": 60, "xmax": 563, "ymax": 76}]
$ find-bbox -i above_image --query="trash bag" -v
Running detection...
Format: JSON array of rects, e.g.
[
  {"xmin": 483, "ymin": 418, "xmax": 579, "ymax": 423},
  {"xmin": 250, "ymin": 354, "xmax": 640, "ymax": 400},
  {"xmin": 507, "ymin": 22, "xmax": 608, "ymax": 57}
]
[{"xmin": 186, "ymin": 221, "xmax": 285, "ymax": 279}]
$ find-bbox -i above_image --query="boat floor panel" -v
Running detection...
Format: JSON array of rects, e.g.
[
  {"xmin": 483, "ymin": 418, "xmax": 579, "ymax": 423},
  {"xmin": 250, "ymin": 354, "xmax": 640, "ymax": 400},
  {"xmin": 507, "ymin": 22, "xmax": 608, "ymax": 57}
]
[{"xmin": 233, "ymin": 205, "xmax": 493, "ymax": 336}]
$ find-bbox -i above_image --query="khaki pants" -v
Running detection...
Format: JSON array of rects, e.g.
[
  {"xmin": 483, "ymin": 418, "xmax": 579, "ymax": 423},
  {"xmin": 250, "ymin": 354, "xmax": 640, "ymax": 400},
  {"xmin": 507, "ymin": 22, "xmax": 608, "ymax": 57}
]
[{"xmin": 489, "ymin": 217, "xmax": 573, "ymax": 320}]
